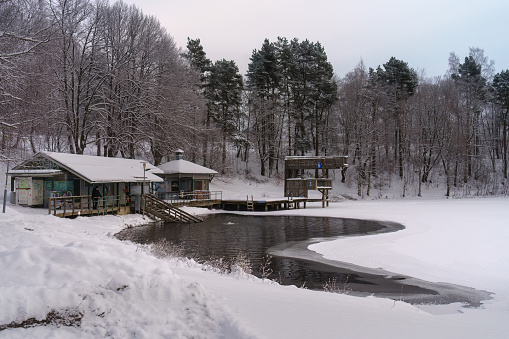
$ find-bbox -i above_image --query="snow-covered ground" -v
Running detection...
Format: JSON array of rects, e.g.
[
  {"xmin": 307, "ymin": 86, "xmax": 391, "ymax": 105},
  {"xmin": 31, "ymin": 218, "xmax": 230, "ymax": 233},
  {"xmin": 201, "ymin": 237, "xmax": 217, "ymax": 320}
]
[{"xmin": 1, "ymin": 175, "xmax": 508, "ymax": 338}]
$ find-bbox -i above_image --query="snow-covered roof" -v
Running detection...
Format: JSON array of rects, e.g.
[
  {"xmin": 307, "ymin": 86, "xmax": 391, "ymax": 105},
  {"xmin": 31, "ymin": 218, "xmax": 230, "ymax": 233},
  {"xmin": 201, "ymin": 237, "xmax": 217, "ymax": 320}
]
[
  {"xmin": 13, "ymin": 152, "xmax": 163, "ymax": 183},
  {"xmin": 8, "ymin": 169, "xmax": 63, "ymax": 176},
  {"xmin": 157, "ymin": 159, "xmax": 217, "ymax": 175}
]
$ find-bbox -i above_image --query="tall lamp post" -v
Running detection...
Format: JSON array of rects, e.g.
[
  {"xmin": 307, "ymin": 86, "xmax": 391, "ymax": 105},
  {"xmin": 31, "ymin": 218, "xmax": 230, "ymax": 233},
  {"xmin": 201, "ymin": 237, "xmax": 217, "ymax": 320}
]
[
  {"xmin": 141, "ymin": 162, "xmax": 151, "ymax": 215},
  {"xmin": 2, "ymin": 159, "xmax": 9, "ymax": 213},
  {"xmin": 142, "ymin": 162, "xmax": 146, "ymax": 196}
]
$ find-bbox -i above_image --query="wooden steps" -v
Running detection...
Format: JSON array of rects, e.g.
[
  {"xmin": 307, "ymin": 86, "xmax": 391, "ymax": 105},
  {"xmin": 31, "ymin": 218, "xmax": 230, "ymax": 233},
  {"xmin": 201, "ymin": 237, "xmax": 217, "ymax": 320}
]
[{"xmin": 142, "ymin": 194, "xmax": 203, "ymax": 223}]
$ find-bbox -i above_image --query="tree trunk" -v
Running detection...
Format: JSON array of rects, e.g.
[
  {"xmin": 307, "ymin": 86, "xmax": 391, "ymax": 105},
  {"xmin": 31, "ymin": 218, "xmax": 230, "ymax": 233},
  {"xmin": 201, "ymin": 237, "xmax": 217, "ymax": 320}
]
[{"xmin": 504, "ymin": 119, "xmax": 508, "ymax": 179}]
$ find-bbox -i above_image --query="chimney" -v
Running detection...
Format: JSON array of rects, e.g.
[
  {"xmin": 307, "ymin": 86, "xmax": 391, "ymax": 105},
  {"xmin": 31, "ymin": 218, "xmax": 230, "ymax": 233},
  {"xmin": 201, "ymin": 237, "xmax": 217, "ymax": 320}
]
[{"xmin": 175, "ymin": 149, "xmax": 184, "ymax": 160}]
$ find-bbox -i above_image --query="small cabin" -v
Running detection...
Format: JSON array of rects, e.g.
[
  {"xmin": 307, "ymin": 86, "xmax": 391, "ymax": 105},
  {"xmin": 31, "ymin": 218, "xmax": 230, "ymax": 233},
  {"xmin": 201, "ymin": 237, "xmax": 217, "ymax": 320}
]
[
  {"xmin": 8, "ymin": 151, "xmax": 163, "ymax": 216},
  {"xmin": 156, "ymin": 150, "xmax": 218, "ymax": 202}
]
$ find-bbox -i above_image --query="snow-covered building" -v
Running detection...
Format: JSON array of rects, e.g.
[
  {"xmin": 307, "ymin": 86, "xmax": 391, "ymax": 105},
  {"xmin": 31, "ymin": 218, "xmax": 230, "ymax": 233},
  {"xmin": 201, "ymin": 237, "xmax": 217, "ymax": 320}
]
[
  {"xmin": 8, "ymin": 151, "xmax": 163, "ymax": 211},
  {"xmin": 156, "ymin": 150, "xmax": 218, "ymax": 201}
]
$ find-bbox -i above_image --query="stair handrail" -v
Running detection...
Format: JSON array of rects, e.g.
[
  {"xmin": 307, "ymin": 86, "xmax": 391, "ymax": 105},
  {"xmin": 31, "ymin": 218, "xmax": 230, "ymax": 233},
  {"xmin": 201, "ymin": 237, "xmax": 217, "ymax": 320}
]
[{"xmin": 143, "ymin": 194, "xmax": 203, "ymax": 223}]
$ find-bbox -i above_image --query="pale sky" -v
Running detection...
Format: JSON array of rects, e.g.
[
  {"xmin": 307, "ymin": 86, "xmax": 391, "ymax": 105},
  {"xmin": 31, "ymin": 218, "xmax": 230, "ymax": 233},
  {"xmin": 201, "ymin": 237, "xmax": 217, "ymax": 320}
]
[{"xmin": 125, "ymin": 0, "xmax": 508, "ymax": 78}]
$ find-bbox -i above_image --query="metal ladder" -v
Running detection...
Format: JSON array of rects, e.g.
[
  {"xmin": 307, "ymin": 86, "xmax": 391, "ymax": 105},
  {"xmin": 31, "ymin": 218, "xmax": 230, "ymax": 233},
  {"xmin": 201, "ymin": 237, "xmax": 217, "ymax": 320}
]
[{"xmin": 246, "ymin": 195, "xmax": 254, "ymax": 212}]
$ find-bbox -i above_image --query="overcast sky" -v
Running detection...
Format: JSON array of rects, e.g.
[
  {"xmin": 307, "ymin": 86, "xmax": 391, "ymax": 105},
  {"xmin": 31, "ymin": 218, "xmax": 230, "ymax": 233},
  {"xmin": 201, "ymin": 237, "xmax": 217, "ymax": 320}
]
[{"xmin": 125, "ymin": 0, "xmax": 508, "ymax": 78}]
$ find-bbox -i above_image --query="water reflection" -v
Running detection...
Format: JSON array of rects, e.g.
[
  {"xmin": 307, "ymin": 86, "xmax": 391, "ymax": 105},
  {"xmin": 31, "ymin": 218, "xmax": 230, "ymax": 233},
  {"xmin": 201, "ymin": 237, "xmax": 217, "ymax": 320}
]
[{"xmin": 118, "ymin": 214, "xmax": 432, "ymax": 293}]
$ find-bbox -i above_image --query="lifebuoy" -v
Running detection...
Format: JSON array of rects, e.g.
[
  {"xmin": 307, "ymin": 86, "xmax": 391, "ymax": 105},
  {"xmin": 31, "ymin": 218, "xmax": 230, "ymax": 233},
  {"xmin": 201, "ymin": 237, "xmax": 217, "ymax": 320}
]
[{"xmin": 105, "ymin": 186, "xmax": 109, "ymax": 196}]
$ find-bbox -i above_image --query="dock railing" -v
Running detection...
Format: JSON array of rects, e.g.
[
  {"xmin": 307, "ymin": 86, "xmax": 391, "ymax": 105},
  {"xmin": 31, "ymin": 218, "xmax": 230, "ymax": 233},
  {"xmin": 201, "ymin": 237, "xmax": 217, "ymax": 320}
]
[
  {"xmin": 160, "ymin": 190, "xmax": 222, "ymax": 207},
  {"xmin": 48, "ymin": 194, "xmax": 130, "ymax": 217}
]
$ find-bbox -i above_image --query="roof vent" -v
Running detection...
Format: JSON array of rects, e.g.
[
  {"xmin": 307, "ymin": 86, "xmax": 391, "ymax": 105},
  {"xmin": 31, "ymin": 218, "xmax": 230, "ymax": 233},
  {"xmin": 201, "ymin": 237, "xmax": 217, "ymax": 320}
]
[{"xmin": 175, "ymin": 149, "xmax": 184, "ymax": 160}]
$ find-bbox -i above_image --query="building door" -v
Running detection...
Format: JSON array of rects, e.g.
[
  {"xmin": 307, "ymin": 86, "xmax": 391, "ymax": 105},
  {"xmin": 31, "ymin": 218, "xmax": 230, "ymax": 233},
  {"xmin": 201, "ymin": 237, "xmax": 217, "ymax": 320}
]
[{"xmin": 179, "ymin": 179, "xmax": 188, "ymax": 192}]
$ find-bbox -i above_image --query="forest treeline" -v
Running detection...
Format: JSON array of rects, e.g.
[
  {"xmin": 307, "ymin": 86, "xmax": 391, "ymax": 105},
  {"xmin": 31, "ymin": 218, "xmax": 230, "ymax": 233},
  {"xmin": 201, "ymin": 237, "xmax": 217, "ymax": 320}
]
[{"xmin": 1, "ymin": 0, "xmax": 509, "ymax": 197}]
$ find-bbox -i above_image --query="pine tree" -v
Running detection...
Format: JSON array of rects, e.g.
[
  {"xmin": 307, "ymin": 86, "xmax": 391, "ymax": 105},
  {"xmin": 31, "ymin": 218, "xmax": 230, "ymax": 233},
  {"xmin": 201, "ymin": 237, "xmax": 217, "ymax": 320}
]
[
  {"xmin": 206, "ymin": 59, "xmax": 243, "ymax": 170},
  {"xmin": 492, "ymin": 70, "xmax": 509, "ymax": 178},
  {"xmin": 377, "ymin": 57, "xmax": 418, "ymax": 183},
  {"xmin": 288, "ymin": 39, "xmax": 337, "ymax": 156},
  {"xmin": 452, "ymin": 56, "xmax": 487, "ymax": 181},
  {"xmin": 246, "ymin": 39, "xmax": 282, "ymax": 176},
  {"xmin": 183, "ymin": 38, "xmax": 211, "ymax": 79},
  {"xmin": 182, "ymin": 38, "xmax": 213, "ymax": 165}
]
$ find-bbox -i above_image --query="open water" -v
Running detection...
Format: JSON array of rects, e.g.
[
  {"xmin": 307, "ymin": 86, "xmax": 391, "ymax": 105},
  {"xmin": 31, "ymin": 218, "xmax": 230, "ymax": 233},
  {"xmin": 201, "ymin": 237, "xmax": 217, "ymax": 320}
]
[{"xmin": 116, "ymin": 213, "xmax": 491, "ymax": 306}]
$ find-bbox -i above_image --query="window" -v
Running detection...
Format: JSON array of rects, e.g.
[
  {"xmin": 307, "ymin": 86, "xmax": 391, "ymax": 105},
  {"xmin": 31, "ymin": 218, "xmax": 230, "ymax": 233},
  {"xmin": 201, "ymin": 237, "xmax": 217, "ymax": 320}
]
[{"xmin": 171, "ymin": 181, "xmax": 179, "ymax": 192}]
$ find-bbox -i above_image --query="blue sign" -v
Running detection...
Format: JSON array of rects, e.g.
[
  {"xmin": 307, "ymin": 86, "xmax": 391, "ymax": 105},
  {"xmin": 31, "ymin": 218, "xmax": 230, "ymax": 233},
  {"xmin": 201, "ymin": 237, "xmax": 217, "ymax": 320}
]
[
  {"xmin": 309, "ymin": 180, "xmax": 313, "ymax": 187},
  {"xmin": 317, "ymin": 162, "xmax": 322, "ymax": 169}
]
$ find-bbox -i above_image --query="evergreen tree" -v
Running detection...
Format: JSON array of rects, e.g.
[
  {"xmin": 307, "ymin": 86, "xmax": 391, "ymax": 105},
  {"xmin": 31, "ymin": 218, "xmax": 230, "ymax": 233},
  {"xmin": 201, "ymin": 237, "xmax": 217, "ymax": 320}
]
[
  {"xmin": 274, "ymin": 37, "xmax": 294, "ymax": 157},
  {"xmin": 206, "ymin": 59, "xmax": 243, "ymax": 169},
  {"xmin": 183, "ymin": 38, "xmax": 211, "ymax": 79},
  {"xmin": 288, "ymin": 39, "xmax": 337, "ymax": 156},
  {"xmin": 246, "ymin": 39, "xmax": 282, "ymax": 176},
  {"xmin": 492, "ymin": 70, "xmax": 509, "ymax": 178},
  {"xmin": 182, "ymin": 38, "xmax": 213, "ymax": 165},
  {"xmin": 452, "ymin": 56, "xmax": 487, "ymax": 181},
  {"xmin": 247, "ymin": 39, "xmax": 280, "ymax": 97},
  {"xmin": 377, "ymin": 57, "xmax": 418, "ymax": 183},
  {"xmin": 246, "ymin": 37, "xmax": 336, "ymax": 175}
]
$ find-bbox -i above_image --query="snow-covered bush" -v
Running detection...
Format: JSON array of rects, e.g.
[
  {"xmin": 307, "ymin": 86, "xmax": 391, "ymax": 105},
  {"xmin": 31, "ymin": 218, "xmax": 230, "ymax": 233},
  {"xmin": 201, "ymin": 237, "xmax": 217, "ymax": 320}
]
[{"xmin": 150, "ymin": 239, "xmax": 185, "ymax": 259}]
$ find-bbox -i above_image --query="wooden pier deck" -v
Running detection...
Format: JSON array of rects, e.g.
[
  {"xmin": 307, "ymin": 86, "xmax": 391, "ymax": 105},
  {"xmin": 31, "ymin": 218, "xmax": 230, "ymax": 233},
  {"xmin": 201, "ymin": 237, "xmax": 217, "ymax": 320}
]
[{"xmin": 219, "ymin": 197, "xmax": 324, "ymax": 212}]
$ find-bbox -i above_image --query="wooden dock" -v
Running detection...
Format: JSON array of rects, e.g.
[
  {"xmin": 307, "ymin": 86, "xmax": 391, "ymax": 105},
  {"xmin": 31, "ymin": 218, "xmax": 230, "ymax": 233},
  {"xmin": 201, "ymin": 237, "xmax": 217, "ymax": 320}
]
[{"xmin": 219, "ymin": 197, "xmax": 324, "ymax": 212}]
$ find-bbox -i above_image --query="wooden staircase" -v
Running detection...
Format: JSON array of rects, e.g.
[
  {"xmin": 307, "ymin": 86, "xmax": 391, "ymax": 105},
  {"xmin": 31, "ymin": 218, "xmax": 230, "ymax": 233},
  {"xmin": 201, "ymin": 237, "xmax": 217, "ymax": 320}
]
[{"xmin": 142, "ymin": 194, "xmax": 203, "ymax": 223}]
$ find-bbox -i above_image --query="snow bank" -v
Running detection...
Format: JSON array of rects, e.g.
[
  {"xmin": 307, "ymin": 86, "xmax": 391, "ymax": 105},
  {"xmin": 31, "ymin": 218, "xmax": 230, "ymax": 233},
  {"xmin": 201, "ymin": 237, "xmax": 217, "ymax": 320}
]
[{"xmin": 0, "ymin": 207, "xmax": 252, "ymax": 338}]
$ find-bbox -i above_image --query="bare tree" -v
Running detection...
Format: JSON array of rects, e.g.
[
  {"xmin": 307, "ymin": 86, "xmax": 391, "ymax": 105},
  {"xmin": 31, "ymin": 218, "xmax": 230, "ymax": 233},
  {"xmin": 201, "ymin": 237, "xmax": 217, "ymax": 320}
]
[
  {"xmin": 0, "ymin": 0, "xmax": 51, "ymax": 156},
  {"xmin": 48, "ymin": 0, "xmax": 106, "ymax": 154}
]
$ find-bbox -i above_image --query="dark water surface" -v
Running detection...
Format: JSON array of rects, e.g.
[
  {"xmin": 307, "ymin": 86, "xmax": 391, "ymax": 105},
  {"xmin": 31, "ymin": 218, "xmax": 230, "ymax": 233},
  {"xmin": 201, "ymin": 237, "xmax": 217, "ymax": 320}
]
[{"xmin": 117, "ymin": 213, "xmax": 490, "ymax": 306}]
